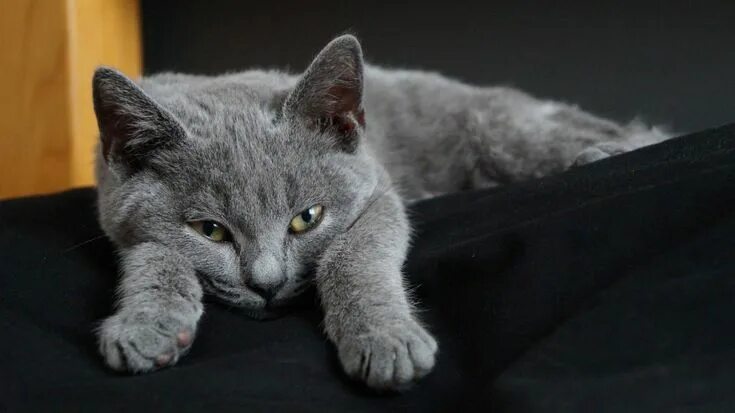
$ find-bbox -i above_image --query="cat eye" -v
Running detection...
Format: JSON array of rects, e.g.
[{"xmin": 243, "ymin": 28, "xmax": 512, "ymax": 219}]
[
  {"xmin": 190, "ymin": 221, "xmax": 230, "ymax": 242},
  {"xmin": 289, "ymin": 204, "xmax": 324, "ymax": 234}
]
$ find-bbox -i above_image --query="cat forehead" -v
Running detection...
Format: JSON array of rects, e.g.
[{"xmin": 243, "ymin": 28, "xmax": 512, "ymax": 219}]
[
  {"xmin": 147, "ymin": 90, "xmax": 312, "ymax": 162},
  {"xmin": 150, "ymin": 90, "xmax": 273, "ymax": 135},
  {"xmin": 141, "ymin": 71, "xmax": 293, "ymax": 123},
  {"xmin": 157, "ymin": 137, "xmax": 333, "ymax": 222},
  {"xmin": 150, "ymin": 102, "xmax": 331, "ymax": 189},
  {"xmin": 136, "ymin": 75, "xmax": 348, "ymax": 191}
]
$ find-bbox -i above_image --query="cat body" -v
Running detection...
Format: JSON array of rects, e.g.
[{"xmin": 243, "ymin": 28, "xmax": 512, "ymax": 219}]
[
  {"xmin": 126, "ymin": 65, "xmax": 666, "ymax": 202},
  {"xmin": 93, "ymin": 35, "xmax": 667, "ymax": 390}
]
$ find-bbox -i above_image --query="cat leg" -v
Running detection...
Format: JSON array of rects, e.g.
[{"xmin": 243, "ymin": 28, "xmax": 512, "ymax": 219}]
[
  {"xmin": 466, "ymin": 101, "xmax": 669, "ymax": 184},
  {"xmin": 98, "ymin": 242, "xmax": 203, "ymax": 372},
  {"xmin": 316, "ymin": 189, "xmax": 437, "ymax": 391}
]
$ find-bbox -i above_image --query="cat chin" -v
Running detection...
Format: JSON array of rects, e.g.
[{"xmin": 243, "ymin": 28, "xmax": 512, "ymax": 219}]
[
  {"xmin": 220, "ymin": 297, "xmax": 288, "ymax": 320},
  {"xmin": 200, "ymin": 274, "xmax": 310, "ymax": 319},
  {"xmin": 242, "ymin": 307, "xmax": 286, "ymax": 321},
  {"xmin": 205, "ymin": 291, "xmax": 290, "ymax": 320}
]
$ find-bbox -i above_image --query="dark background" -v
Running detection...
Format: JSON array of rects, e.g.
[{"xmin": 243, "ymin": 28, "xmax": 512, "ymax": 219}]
[{"xmin": 142, "ymin": 0, "xmax": 735, "ymax": 134}]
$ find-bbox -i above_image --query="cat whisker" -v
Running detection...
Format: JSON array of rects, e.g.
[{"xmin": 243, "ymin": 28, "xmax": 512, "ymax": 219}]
[
  {"xmin": 62, "ymin": 234, "xmax": 107, "ymax": 254},
  {"xmin": 198, "ymin": 275, "xmax": 253, "ymax": 305}
]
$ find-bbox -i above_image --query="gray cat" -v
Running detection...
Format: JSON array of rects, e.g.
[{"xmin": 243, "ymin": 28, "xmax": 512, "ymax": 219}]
[{"xmin": 92, "ymin": 35, "xmax": 668, "ymax": 391}]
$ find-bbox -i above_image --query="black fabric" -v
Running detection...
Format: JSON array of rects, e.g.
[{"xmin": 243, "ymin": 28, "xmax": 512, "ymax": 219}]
[{"xmin": 1, "ymin": 125, "xmax": 734, "ymax": 412}]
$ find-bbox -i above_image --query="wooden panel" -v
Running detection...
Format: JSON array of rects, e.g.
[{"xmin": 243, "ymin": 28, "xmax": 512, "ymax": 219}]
[
  {"xmin": 69, "ymin": 0, "xmax": 141, "ymax": 188},
  {"xmin": 0, "ymin": 0, "xmax": 141, "ymax": 199},
  {"xmin": 0, "ymin": 1, "xmax": 72, "ymax": 198}
]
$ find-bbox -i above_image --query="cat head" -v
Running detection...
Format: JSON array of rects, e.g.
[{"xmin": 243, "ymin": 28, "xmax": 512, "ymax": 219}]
[{"xmin": 93, "ymin": 35, "xmax": 379, "ymax": 318}]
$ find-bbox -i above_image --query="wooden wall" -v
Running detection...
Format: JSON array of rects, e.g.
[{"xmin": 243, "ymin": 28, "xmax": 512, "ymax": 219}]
[{"xmin": 0, "ymin": 0, "xmax": 141, "ymax": 199}]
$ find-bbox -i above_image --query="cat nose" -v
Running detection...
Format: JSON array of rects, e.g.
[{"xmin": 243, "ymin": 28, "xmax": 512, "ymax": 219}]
[
  {"xmin": 247, "ymin": 254, "xmax": 286, "ymax": 302},
  {"xmin": 248, "ymin": 278, "xmax": 286, "ymax": 302}
]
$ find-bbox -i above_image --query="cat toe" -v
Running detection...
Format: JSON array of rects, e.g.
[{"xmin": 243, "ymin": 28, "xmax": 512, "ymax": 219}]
[
  {"xmin": 338, "ymin": 318, "xmax": 438, "ymax": 391},
  {"xmin": 98, "ymin": 310, "xmax": 198, "ymax": 373},
  {"xmin": 176, "ymin": 330, "xmax": 194, "ymax": 348},
  {"xmin": 155, "ymin": 353, "xmax": 173, "ymax": 367}
]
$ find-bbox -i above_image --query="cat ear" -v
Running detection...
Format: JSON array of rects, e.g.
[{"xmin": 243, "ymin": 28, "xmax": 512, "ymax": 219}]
[
  {"xmin": 92, "ymin": 67, "xmax": 186, "ymax": 169},
  {"xmin": 283, "ymin": 35, "xmax": 365, "ymax": 152}
]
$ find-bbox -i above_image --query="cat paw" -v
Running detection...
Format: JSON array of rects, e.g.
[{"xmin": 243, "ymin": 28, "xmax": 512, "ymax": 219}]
[
  {"xmin": 98, "ymin": 305, "xmax": 202, "ymax": 373},
  {"xmin": 337, "ymin": 317, "xmax": 438, "ymax": 391},
  {"xmin": 573, "ymin": 142, "xmax": 629, "ymax": 166}
]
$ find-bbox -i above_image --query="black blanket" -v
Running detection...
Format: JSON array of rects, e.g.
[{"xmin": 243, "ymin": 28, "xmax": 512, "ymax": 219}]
[{"xmin": 1, "ymin": 125, "xmax": 733, "ymax": 412}]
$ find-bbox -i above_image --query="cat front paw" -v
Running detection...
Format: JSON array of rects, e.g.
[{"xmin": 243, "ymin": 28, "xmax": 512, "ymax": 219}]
[
  {"xmin": 98, "ymin": 304, "xmax": 202, "ymax": 373},
  {"xmin": 337, "ymin": 317, "xmax": 438, "ymax": 391}
]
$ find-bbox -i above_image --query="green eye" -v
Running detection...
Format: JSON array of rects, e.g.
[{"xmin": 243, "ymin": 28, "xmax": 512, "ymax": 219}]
[
  {"xmin": 190, "ymin": 221, "xmax": 230, "ymax": 242},
  {"xmin": 289, "ymin": 204, "xmax": 324, "ymax": 234}
]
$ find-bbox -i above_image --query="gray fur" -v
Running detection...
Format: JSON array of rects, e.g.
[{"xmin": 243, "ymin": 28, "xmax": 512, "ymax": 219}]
[{"xmin": 93, "ymin": 35, "xmax": 668, "ymax": 390}]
